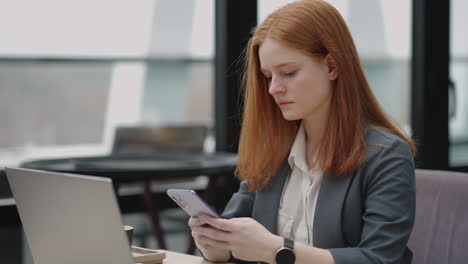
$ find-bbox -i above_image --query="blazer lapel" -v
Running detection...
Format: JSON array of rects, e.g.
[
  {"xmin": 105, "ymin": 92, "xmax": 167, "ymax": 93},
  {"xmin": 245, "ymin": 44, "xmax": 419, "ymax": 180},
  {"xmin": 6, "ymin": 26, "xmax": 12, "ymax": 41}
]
[
  {"xmin": 253, "ymin": 159, "xmax": 290, "ymax": 234},
  {"xmin": 252, "ymin": 159, "xmax": 355, "ymax": 246},
  {"xmin": 313, "ymin": 172, "xmax": 354, "ymax": 248}
]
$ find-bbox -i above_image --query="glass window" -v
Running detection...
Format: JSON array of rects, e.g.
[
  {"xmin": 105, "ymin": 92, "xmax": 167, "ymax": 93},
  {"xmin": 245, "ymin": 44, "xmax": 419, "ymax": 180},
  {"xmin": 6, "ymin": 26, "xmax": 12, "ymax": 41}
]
[
  {"xmin": 0, "ymin": 0, "xmax": 214, "ymax": 166},
  {"xmin": 449, "ymin": 0, "xmax": 468, "ymax": 167}
]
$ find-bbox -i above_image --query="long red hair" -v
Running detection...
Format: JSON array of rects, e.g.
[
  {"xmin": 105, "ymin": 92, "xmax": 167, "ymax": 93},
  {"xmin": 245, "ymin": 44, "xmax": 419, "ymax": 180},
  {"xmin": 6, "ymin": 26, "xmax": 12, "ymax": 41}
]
[{"xmin": 236, "ymin": 0, "xmax": 416, "ymax": 191}]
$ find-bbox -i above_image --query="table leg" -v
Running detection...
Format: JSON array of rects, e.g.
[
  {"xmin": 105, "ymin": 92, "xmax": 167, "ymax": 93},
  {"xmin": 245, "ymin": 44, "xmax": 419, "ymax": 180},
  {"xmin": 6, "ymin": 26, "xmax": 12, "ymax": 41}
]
[
  {"xmin": 112, "ymin": 181, "xmax": 120, "ymax": 197},
  {"xmin": 142, "ymin": 181, "xmax": 167, "ymax": 249}
]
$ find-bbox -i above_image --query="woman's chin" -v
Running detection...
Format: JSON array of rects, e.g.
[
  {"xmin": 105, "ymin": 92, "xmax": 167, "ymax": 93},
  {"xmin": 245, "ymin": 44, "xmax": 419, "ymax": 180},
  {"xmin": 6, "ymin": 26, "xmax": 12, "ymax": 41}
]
[{"xmin": 281, "ymin": 112, "xmax": 302, "ymax": 121}]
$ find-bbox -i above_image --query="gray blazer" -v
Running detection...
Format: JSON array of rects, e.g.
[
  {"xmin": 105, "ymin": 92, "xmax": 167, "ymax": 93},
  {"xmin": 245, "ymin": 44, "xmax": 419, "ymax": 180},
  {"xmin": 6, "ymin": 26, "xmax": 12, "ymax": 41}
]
[{"xmin": 222, "ymin": 130, "xmax": 415, "ymax": 264}]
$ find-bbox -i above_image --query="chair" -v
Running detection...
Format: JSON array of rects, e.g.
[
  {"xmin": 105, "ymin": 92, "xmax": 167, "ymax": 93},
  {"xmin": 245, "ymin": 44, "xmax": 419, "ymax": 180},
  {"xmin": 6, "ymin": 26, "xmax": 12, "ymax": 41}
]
[
  {"xmin": 112, "ymin": 124, "xmax": 210, "ymax": 251},
  {"xmin": 112, "ymin": 125, "xmax": 208, "ymax": 154},
  {"xmin": 408, "ymin": 169, "xmax": 468, "ymax": 264}
]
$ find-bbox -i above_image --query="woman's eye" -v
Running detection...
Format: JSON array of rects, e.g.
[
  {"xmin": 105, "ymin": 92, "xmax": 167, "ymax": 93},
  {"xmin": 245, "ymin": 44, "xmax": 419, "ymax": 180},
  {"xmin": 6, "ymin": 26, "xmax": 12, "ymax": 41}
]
[{"xmin": 283, "ymin": 71, "xmax": 296, "ymax": 78}]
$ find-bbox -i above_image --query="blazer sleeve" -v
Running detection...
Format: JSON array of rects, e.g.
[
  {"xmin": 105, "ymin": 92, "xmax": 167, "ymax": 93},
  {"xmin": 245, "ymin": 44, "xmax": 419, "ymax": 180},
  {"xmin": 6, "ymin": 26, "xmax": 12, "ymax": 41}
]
[
  {"xmin": 220, "ymin": 181, "xmax": 259, "ymax": 264},
  {"xmin": 221, "ymin": 180, "xmax": 255, "ymax": 219},
  {"xmin": 329, "ymin": 139, "xmax": 416, "ymax": 264}
]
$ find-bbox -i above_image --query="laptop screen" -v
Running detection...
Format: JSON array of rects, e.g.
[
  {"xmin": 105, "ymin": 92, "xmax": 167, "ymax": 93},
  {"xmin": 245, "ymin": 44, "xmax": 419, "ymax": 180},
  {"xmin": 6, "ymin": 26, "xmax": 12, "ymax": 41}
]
[{"xmin": 6, "ymin": 167, "xmax": 133, "ymax": 264}]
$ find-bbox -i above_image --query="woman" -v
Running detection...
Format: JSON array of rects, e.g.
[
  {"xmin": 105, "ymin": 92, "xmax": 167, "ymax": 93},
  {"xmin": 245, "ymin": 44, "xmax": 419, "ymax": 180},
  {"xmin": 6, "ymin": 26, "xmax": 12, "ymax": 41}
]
[{"xmin": 189, "ymin": 0, "xmax": 416, "ymax": 263}]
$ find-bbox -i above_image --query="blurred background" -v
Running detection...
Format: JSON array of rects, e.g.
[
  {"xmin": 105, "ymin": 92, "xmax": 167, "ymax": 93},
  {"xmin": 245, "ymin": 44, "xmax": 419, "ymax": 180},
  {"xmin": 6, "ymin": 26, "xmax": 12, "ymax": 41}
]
[{"xmin": 0, "ymin": 0, "xmax": 466, "ymax": 263}]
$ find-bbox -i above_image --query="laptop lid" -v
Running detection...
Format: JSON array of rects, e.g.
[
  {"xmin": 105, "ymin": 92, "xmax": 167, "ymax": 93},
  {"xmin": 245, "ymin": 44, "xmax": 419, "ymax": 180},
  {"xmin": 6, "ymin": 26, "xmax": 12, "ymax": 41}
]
[{"xmin": 5, "ymin": 167, "xmax": 133, "ymax": 264}]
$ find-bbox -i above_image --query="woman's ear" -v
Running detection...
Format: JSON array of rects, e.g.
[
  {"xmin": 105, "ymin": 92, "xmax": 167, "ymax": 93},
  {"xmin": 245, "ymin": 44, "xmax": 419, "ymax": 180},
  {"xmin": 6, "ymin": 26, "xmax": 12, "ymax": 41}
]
[{"xmin": 325, "ymin": 54, "xmax": 339, "ymax": 80}]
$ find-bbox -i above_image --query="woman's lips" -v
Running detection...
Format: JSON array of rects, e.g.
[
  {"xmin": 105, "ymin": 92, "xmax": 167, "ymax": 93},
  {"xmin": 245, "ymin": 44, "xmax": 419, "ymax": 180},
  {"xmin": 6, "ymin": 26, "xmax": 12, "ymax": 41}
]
[{"xmin": 278, "ymin": 101, "xmax": 293, "ymax": 107}]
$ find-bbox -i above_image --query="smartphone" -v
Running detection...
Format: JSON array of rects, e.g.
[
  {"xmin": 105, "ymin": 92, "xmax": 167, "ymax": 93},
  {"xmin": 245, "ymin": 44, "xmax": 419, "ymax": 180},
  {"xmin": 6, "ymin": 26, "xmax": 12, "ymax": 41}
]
[{"xmin": 167, "ymin": 189, "xmax": 220, "ymax": 218}]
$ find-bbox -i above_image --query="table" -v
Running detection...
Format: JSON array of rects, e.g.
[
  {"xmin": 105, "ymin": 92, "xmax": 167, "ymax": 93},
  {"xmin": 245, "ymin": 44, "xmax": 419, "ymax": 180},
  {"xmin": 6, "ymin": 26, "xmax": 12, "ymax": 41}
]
[
  {"xmin": 161, "ymin": 250, "xmax": 232, "ymax": 264},
  {"xmin": 20, "ymin": 152, "xmax": 237, "ymax": 184},
  {"xmin": 20, "ymin": 151, "xmax": 238, "ymax": 250}
]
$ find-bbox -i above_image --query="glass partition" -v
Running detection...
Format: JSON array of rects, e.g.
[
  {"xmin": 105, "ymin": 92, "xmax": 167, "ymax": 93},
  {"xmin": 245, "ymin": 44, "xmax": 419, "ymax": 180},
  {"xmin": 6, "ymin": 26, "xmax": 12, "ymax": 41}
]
[
  {"xmin": 449, "ymin": 0, "xmax": 468, "ymax": 167},
  {"xmin": 0, "ymin": 0, "xmax": 214, "ymax": 166}
]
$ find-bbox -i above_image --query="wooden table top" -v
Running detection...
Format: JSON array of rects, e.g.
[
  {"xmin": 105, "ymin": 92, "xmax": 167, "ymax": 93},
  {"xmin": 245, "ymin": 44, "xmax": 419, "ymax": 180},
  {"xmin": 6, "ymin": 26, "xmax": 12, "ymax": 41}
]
[{"xmin": 159, "ymin": 249, "xmax": 233, "ymax": 264}]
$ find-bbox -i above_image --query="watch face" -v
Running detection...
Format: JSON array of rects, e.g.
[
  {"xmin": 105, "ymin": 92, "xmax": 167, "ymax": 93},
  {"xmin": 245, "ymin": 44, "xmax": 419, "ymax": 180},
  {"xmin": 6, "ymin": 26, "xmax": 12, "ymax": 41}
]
[{"xmin": 276, "ymin": 248, "xmax": 295, "ymax": 264}]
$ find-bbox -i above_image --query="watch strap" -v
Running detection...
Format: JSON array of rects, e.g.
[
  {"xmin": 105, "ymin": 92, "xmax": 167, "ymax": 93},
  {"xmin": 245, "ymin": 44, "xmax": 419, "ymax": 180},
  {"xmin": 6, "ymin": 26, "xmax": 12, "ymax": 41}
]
[{"xmin": 284, "ymin": 238, "xmax": 294, "ymax": 250}]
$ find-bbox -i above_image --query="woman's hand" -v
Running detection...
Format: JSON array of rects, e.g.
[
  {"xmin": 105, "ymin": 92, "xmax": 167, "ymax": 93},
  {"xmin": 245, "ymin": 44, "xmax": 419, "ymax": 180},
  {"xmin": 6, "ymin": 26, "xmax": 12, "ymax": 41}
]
[
  {"xmin": 188, "ymin": 216, "xmax": 224, "ymax": 251},
  {"xmin": 191, "ymin": 215, "xmax": 283, "ymax": 263},
  {"xmin": 188, "ymin": 216, "xmax": 231, "ymax": 262}
]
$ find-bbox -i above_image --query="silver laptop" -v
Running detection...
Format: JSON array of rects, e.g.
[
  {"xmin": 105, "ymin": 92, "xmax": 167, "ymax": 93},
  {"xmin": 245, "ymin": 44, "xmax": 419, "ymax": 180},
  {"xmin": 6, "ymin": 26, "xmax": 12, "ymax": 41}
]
[{"xmin": 5, "ymin": 167, "xmax": 133, "ymax": 264}]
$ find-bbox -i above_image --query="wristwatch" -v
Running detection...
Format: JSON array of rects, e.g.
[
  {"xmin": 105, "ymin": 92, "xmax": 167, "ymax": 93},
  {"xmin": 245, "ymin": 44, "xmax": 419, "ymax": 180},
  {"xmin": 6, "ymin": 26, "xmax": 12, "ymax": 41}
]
[{"xmin": 275, "ymin": 238, "xmax": 295, "ymax": 264}]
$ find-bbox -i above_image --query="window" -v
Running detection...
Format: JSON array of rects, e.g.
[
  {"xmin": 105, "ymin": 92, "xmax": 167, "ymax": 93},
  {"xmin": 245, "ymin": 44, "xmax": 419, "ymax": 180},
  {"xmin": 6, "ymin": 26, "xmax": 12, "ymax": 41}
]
[
  {"xmin": 449, "ymin": 0, "xmax": 468, "ymax": 166},
  {"xmin": 0, "ymin": 0, "xmax": 214, "ymax": 165}
]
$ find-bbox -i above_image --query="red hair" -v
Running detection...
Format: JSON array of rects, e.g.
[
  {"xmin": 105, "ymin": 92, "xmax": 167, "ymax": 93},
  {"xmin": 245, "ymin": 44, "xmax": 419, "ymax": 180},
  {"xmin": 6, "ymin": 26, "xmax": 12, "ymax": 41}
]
[{"xmin": 236, "ymin": 0, "xmax": 416, "ymax": 191}]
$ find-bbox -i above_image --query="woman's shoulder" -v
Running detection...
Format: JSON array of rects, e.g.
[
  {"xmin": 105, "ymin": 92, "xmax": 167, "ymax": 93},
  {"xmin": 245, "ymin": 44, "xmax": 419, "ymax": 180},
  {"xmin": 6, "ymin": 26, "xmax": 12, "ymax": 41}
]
[
  {"xmin": 358, "ymin": 128, "xmax": 415, "ymax": 186},
  {"xmin": 364, "ymin": 128, "xmax": 413, "ymax": 160}
]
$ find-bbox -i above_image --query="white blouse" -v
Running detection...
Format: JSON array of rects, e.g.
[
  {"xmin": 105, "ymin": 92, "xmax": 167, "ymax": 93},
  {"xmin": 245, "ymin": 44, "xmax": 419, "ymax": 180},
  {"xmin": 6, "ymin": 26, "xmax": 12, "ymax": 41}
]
[{"xmin": 276, "ymin": 124, "xmax": 323, "ymax": 246}]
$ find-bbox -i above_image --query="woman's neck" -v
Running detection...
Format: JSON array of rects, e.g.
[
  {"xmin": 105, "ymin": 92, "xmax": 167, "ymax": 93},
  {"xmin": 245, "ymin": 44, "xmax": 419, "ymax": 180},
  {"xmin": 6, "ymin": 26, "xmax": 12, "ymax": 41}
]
[{"xmin": 302, "ymin": 110, "xmax": 329, "ymax": 169}]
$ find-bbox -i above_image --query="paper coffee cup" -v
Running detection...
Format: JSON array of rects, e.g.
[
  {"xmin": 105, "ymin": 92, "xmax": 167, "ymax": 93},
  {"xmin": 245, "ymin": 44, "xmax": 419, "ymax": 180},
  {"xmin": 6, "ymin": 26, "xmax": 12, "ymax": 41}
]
[{"xmin": 124, "ymin": 225, "xmax": 134, "ymax": 246}]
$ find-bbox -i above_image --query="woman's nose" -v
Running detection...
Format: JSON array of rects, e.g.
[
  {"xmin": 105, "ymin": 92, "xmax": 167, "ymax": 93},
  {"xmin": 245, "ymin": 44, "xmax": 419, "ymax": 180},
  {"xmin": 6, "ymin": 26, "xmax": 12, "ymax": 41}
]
[{"xmin": 268, "ymin": 77, "xmax": 285, "ymax": 95}]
